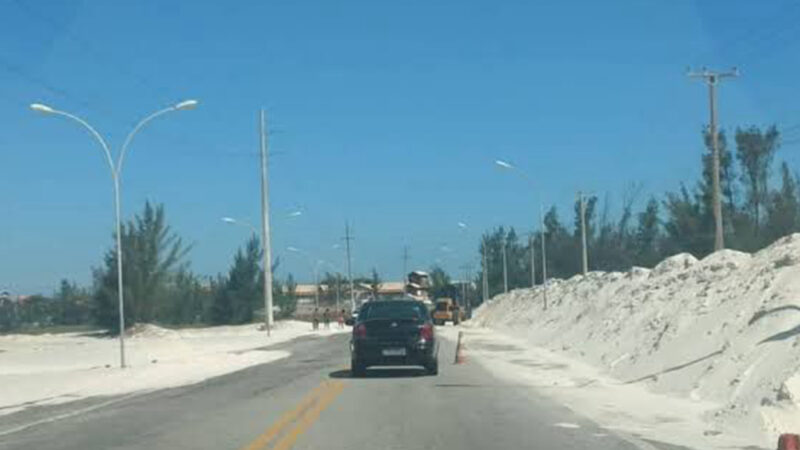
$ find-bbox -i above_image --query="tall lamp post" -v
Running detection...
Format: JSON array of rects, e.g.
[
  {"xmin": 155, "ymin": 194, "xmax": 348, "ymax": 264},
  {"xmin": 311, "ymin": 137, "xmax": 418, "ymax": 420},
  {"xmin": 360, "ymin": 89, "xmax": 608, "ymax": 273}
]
[
  {"xmin": 31, "ymin": 100, "xmax": 198, "ymax": 368},
  {"xmin": 494, "ymin": 159, "xmax": 549, "ymax": 310}
]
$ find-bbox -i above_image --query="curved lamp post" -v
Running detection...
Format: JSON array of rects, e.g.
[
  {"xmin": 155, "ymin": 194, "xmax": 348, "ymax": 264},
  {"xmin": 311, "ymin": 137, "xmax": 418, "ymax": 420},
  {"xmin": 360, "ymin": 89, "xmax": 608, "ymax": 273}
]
[
  {"xmin": 31, "ymin": 100, "xmax": 198, "ymax": 368},
  {"xmin": 494, "ymin": 159, "xmax": 549, "ymax": 310}
]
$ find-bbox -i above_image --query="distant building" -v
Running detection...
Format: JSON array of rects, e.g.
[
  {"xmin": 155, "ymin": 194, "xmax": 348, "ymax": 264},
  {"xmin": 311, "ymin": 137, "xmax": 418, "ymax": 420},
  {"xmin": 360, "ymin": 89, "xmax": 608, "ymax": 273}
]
[{"xmin": 287, "ymin": 281, "xmax": 409, "ymax": 317}]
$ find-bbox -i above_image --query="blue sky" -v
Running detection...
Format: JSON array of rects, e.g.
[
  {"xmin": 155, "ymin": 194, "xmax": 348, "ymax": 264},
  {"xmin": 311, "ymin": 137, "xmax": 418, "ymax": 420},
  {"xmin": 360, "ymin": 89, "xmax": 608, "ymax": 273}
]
[{"xmin": 1, "ymin": 0, "xmax": 799, "ymax": 293}]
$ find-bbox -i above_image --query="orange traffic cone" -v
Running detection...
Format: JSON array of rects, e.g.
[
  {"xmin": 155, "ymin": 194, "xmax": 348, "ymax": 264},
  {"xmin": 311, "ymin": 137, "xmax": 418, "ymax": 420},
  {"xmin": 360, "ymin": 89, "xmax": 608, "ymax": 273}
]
[{"xmin": 778, "ymin": 434, "xmax": 800, "ymax": 450}]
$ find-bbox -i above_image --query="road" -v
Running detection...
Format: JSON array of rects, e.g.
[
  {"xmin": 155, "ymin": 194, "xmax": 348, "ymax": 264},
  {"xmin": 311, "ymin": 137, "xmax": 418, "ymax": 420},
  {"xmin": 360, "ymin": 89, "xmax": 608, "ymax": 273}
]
[{"xmin": 0, "ymin": 329, "xmax": 679, "ymax": 450}]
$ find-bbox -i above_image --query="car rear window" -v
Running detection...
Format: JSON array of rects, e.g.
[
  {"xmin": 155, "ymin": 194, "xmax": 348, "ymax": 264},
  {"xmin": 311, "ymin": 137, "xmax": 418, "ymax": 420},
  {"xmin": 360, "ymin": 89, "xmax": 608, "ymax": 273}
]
[{"xmin": 362, "ymin": 302, "xmax": 426, "ymax": 320}]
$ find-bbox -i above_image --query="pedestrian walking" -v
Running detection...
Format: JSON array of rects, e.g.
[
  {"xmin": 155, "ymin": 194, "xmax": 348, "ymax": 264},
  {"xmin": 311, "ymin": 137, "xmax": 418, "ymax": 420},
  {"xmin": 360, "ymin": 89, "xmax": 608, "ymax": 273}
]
[
  {"xmin": 323, "ymin": 308, "xmax": 331, "ymax": 329},
  {"xmin": 312, "ymin": 307, "xmax": 319, "ymax": 331},
  {"xmin": 337, "ymin": 309, "xmax": 346, "ymax": 328}
]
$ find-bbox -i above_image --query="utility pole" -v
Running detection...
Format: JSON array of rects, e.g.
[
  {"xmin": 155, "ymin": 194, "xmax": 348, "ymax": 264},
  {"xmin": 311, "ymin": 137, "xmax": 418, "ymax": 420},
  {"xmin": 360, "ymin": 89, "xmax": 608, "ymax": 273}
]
[
  {"xmin": 314, "ymin": 265, "xmax": 320, "ymax": 308},
  {"xmin": 578, "ymin": 191, "xmax": 588, "ymax": 276},
  {"xmin": 688, "ymin": 67, "xmax": 738, "ymax": 251},
  {"xmin": 462, "ymin": 272, "xmax": 467, "ymax": 306},
  {"xmin": 402, "ymin": 246, "xmax": 410, "ymax": 283},
  {"xmin": 465, "ymin": 263, "xmax": 473, "ymax": 317},
  {"xmin": 336, "ymin": 273, "xmax": 341, "ymax": 311},
  {"xmin": 481, "ymin": 237, "xmax": 489, "ymax": 303},
  {"xmin": 529, "ymin": 233, "xmax": 536, "ymax": 287},
  {"xmin": 459, "ymin": 263, "xmax": 468, "ymax": 307},
  {"xmin": 259, "ymin": 109, "xmax": 274, "ymax": 336},
  {"xmin": 541, "ymin": 204, "xmax": 548, "ymax": 310},
  {"xmin": 344, "ymin": 222, "xmax": 355, "ymax": 310},
  {"xmin": 501, "ymin": 237, "xmax": 508, "ymax": 294}
]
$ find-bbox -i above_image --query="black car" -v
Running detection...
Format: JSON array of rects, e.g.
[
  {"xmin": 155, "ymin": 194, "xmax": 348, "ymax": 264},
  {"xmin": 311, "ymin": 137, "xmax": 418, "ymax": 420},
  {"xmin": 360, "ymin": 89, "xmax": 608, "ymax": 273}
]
[{"xmin": 350, "ymin": 300, "xmax": 439, "ymax": 376}]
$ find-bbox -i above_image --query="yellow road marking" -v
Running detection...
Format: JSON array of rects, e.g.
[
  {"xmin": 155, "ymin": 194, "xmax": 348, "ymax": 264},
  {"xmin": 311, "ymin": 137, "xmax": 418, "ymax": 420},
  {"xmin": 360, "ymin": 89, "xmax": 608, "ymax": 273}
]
[
  {"xmin": 241, "ymin": 381, "xmax": 340, "ymax": 450},
  {"xmin": 272, "ymin": 381, "xmax": 345, "ymax": 450}
]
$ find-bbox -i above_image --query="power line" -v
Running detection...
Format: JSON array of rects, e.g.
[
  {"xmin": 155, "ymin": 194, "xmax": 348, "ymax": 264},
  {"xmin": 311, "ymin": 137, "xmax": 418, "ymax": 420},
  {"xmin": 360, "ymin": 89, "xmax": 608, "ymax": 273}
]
[
  {"xmin": 0, "ymin": 57, "xmax": 100, "ymax": 114},
  {"xmin": 693, "ymin": 2, "xmax": 800, "ymax": 64},
  {"xmin": 11, "ymin": 0, "xmax": 171, "ymax": 96}
]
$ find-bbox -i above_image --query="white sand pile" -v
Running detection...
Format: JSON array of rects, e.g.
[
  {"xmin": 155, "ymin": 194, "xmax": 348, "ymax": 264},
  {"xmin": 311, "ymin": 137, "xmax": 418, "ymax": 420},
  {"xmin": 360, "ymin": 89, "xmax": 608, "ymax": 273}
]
[{"xmin": 471, "ymin": 233, "xmax": 800, "ymax": 445}]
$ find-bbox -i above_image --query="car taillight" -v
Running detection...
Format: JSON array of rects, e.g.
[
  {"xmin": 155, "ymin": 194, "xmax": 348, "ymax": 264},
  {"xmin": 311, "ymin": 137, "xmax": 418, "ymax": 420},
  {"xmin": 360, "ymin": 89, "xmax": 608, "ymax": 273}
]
[
  {"xmin": 354, "ymin": 323, "xmax": 367, "ymax": 338},
  {"xmin": 420, "ymin": 323, "xmax": 434, "ymax": 341}
]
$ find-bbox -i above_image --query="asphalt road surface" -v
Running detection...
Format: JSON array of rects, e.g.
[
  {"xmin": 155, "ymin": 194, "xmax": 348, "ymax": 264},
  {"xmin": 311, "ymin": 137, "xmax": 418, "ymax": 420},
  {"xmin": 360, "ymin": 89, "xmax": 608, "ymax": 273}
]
[{"xmin": 0, "ymin": 329, "xmax": 683, "ymax": 450}]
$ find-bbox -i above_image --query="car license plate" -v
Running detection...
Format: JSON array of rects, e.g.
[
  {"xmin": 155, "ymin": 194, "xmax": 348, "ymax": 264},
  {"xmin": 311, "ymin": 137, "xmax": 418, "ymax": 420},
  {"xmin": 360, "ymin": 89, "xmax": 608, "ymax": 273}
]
[{"xmin": 382, "ymin": 348, "xmax": 406, "ymax": 357}]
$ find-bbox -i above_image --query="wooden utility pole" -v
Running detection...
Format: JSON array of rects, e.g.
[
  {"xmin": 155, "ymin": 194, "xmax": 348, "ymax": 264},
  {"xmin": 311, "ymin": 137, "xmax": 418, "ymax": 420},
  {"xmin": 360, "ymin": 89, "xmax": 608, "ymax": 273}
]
[
  {"xmin": 541, "ymin": 205, "xmax": 548, "ymax": 310},
  {"xmin": 529, "ymin": 233, "xmax": 536, "ymax": 287},
  {"xmin": 343, "ymin": 222, "xmax": 355, "ymax": 310},
  {"xmin": 688, "ymin": 67, "xmax": 738, "ymax": 251},
  {"xmin": 402, "ymin": 246, "xmax": 410, "ymax": 282},
  {"xmin": 501, "ymin": 237, "xmax": 508, "ymax": 294},
  {"xmin": 481, "ymin": 238, "xmax": 489, "ymax": 302},
  {"xmin": 259, "ymin": 109, "xmax": 274, "ymax": 336},
  {"xmin": 578, "ymin": 191, "xmax": 588, "ymax": 276}
]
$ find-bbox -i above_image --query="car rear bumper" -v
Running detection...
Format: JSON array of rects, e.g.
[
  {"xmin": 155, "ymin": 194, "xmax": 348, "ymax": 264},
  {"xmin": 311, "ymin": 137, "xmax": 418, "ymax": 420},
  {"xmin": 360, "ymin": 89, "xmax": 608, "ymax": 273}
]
[{"xmin": 352, "ymin": 340, "xmax": 437, "ymax": 367}]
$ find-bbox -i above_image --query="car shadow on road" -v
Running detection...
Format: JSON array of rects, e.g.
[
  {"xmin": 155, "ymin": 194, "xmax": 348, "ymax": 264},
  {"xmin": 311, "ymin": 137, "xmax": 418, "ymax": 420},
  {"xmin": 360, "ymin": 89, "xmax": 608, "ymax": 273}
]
[{"xmin": 329, "ymin": 368, "xmax": 428, "ymax": 379}]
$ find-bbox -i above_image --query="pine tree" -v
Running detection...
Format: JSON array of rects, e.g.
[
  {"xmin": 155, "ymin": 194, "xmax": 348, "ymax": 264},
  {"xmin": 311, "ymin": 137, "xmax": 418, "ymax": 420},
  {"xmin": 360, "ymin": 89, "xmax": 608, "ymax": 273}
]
[
  {"xmin": 765, "ymin": 162, "xmax": 800, "ymax": 242},
  {"xmin": 91, "ymin": 202, "xmax": 189, "ymax": 333},
  {"xmin": 735, "ymin": 125, "xmax": 780, "ymax": 237},
  {"xmin": 635, "ymin": 197, "xmax": 661, "ymax": 267}
]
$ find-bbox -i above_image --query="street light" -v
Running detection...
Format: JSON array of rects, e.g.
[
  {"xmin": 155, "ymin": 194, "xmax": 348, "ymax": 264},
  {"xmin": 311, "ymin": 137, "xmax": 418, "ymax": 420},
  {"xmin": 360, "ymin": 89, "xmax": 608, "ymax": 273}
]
[
  {"xmin": 494, "ymin": 158, "xmax": 549, "ymax": 310},
  {"xmin": 30, "ymin": 103, "xmax": 55, "ymax": 114},
  {"xmin": 31, "ymin": 99, "xmax": 198, "ymax": 368},
  {"xmin": 221, "ymin": 217, "xmax": 258, "ymax": 235},
  {"xmin": 495, "ymin": 159, "xmax": 514, "ymax": 170},
  {"xmin": 175, "ymin": 100, "xmax": 199, "ymax": 110}
]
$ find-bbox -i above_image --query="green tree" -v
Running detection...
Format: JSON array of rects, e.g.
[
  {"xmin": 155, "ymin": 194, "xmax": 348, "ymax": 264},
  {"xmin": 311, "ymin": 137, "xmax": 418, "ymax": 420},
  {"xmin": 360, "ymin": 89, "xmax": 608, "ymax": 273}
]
[
  {"xmin": 0, "ymin": 294, "xmax": 16, "ymax": 331},
  {"xmin": 635, "ymin": 197, "xmax": 661, "ymax": 267},
  {"xmin": 212, "ymin": 236, "xmax": 263, "ymax": 325},
  {"xmin": 429, "ymin": 265, "xmax": 452, "ymax": 299},
  {"xmin": 208, "ymin": 274, "xmax": 231, "ymax": 324},
  {"xmin": 274, "ymin": 274, "xmax": 297, "ymax": 318},
  {"xmin": 55, "ymin": 279, "xmax": 91, "ymax": 325},
  {"xmin": 735, "ymin": 125, "xmax": 780, "ymax": 236},
  {"xmin": 765, "ymin": 162, "xmax": 800, "ymax": 242},
  {"xmin": 543, "ymin": 207, "xmax": 579, "ymax": 279},
  {"xmin": 663, "ymin": 185, "xmax": 708, "ymax": 256},
  {"xmin": 592, "ymin": 198, "xmax": 637, "ymax": 272},
  {"xmin": 159, "ymin": 270, "xmax": 208, "ymax": 325},
  {"xmin": 92, "ymin": 202, "xmax": 190, "ymax": 333},
  {"xmin": 504, "ymin": 228, "xmax": 528, "ymax": 290}
]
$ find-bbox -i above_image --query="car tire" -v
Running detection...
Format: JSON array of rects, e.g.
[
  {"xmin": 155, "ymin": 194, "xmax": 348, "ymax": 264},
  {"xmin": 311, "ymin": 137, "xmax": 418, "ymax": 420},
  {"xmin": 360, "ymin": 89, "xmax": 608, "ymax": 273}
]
[
  {"xmin": 351, "ymin": 359, "xmax": 367, "ymax": 377},
  {"xmin": 426, "ymin": 358, "xmax": 439, "ymax": 376}
]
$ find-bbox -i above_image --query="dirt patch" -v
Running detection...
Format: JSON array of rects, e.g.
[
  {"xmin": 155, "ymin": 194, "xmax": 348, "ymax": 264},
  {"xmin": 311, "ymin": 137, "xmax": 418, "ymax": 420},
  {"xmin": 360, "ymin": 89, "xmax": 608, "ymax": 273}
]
[
  {"xmin": 471, "ymin": 342, "xmax": 524, "ymax": 352},
  {"xmin": 509, "ymin": 359, "xmax": 568, "ymax": 370}
]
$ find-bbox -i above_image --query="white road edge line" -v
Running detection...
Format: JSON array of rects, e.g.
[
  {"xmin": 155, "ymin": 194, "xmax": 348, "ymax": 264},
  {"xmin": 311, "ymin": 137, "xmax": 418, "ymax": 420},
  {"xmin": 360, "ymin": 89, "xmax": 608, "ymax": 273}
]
[{"xmin": 0, "ymin": 391, "xmax": 150, "ymax": 438}]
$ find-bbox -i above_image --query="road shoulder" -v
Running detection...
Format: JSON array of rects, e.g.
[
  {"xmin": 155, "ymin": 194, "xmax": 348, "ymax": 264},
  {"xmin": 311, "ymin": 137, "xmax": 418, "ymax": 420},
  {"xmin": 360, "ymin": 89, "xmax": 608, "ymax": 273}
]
[{"xmin": 442, "ymin": 325, "xmax": 768, "ymax": 450}]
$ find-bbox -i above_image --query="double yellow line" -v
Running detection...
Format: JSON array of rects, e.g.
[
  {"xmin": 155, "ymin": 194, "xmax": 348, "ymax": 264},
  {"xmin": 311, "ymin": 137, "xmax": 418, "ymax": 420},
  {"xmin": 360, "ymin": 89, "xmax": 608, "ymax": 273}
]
[{"xmin": 242, "ymin": 380, "xmax": 345, "ymax": 450}]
